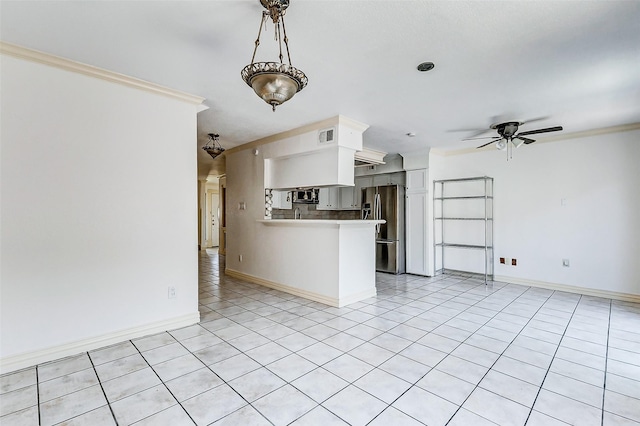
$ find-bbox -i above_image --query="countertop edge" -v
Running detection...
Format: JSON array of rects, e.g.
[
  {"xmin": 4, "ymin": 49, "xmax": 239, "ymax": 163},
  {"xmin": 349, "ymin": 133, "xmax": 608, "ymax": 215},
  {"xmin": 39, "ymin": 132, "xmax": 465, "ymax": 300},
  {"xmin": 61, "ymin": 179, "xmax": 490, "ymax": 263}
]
[{"xmin": 257, "ymin": 219, "xmax": 385, "ymax": 226}]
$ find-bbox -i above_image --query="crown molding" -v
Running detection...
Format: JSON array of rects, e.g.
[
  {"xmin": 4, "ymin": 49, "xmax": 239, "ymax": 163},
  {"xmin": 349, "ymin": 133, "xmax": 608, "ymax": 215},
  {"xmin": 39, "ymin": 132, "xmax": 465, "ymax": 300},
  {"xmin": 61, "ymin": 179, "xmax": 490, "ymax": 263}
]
[
  {"xmin": 355, "ymin": 147, "xmax": 387, "ymax": 165},
  {"xmin": 0, "ymin": 41, "xmax": 205, "ymax": 106},
  {"xmin": 431, "ymin": 122, "xmax": 640, "ymax": 157}
]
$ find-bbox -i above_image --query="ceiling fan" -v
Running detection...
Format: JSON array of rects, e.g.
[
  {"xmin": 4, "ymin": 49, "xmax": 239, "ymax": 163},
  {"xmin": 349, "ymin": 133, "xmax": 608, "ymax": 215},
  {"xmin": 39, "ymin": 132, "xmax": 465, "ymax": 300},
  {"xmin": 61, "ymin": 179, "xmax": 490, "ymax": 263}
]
[{"xmin": 464, "ymin": 120, "xmax": 563, "ymax": 150}]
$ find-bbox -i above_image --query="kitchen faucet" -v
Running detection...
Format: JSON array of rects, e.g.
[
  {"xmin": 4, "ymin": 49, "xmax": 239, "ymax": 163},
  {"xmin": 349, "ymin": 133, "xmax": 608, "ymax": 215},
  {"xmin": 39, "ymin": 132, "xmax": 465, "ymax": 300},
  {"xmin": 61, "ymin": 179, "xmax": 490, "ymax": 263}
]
[{"xmin": 294, "ymin": 207, "xmax": 301, "ymax": 220}]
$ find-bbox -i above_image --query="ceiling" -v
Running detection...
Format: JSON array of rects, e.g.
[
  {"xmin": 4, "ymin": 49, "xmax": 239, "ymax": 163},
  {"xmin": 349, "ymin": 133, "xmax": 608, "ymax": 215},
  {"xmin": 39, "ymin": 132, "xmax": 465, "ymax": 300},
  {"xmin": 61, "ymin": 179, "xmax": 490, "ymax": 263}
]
[{"xmin": 2, "ymin": 1, "xmax": 639, "ymax": 178}]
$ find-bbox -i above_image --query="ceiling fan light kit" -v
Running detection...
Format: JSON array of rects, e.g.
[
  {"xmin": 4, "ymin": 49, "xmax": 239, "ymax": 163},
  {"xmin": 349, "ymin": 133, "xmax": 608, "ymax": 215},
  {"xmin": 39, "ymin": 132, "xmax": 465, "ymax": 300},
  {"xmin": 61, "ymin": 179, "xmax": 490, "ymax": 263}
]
[
  {"xmin": 464, "ymin": 119, "xmax": 564, "ymax": 160},
  {"xmin": 512, "ymin": 138, "xmax": 525, "ymax": 149},
  {"xmin": 241, "ymin": 0, "xmax": 308, "ymax": 112}
]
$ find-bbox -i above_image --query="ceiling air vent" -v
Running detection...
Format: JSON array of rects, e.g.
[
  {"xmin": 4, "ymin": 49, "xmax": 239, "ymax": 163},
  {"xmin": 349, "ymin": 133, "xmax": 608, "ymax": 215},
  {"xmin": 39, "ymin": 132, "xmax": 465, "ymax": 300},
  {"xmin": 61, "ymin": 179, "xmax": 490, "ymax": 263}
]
[
  {"xmin": 354, "ymin": 148, "xmax": 386, "ymax": 167},
  {"xmin": 318, "ymin": 127, "xmax": 336, "ymax": 145}
]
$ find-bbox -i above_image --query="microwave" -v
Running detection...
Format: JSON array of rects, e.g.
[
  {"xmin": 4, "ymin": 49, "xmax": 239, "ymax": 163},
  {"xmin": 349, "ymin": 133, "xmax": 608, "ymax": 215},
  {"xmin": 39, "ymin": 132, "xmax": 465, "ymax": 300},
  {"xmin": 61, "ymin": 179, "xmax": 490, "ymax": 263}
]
[{"xmin": 292, "ymin": 188, "xmax": 319, "ymax": 204}]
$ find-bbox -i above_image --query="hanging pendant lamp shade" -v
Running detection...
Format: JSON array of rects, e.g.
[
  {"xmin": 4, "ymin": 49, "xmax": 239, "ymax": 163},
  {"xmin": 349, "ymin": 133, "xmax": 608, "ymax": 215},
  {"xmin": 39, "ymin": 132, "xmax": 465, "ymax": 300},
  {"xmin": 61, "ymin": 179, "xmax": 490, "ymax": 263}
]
[
  {"xmin": 202, "ymin": 133, "xmax": 225, "ymax": 160},
  {"xmin": 241, "ymin": 0, "xmax": 308, "ymax": 111}
]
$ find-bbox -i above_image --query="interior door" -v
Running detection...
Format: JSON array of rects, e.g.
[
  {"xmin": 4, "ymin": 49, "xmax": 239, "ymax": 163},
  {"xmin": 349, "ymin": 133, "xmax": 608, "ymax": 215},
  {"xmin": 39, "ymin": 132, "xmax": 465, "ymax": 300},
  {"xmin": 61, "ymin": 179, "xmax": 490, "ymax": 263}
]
[{"xmin": 210, "ymin": 192, "xmax": 220, "ymax": 247}]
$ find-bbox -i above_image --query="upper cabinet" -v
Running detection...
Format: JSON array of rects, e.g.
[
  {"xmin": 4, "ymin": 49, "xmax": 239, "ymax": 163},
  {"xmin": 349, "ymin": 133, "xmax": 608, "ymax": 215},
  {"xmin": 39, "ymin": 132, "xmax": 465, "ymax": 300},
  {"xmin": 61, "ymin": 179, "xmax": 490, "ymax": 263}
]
[
  {"xmin": 372, "ymin": 172, "xmax": 406, "ymax": 187},
  {"xmin": 317, "ymin": 186, "xmax": 360, "ymax": 210},
  {"xmin": 340, "ymin": 186, "xmax": 357, "ymax": 210},
  {"xmin": 318, "ymin": 187, "xmax": 339, "ymax": 210},
  {"xmin": 353, "ymin": 176, "xmax": 373, "ymax": 209}
]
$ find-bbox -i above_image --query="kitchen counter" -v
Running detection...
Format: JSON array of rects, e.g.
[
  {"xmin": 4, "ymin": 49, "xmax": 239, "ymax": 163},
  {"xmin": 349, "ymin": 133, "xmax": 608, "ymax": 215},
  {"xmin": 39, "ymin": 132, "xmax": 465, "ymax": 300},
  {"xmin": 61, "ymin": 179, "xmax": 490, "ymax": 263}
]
[
  {"xmin": 227, "ymin": 219, "xmax": 386, "ymax": 307},
  {"xmin": 257, "ymin": 219, "xmax": 385, "ymax": 226}
]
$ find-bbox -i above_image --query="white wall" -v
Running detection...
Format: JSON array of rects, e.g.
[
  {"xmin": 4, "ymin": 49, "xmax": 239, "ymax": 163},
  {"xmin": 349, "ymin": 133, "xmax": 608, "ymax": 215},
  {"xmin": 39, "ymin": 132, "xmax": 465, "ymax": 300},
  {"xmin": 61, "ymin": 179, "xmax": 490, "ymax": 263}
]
[
  {"xmin": 0, "ymin": 53, "xmax": 201, "ymax": 370},
  {"xmin": 429, "ymin": 130, "xmax": 640, "ymax": 297}
]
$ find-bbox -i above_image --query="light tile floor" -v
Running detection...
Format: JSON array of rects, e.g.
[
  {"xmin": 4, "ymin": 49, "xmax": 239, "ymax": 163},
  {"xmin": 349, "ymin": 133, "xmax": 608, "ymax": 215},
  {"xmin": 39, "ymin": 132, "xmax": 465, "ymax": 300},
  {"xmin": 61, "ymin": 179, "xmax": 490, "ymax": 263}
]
[{"xmin": 2, "ymin": 249, "xmax": 640, "ymax": 425}]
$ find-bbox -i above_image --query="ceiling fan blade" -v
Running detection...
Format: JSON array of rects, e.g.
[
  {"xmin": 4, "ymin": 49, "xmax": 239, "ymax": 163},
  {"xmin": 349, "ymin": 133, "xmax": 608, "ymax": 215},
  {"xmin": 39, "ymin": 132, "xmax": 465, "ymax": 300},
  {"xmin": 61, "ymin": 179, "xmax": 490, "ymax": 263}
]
[
  {"xmin": 463, "ymin": 136, "xmax": 500, "ymax": 141},
  {"xmin": 522, "ymin": 116, "xmax": 550, "ymax": 125},
  {"xmin": 464, "ymin": 128, "xmax": 494, "ymax": 139},
  {"xmin": 476, "ymin": 139, "xmax": 500, "ymax": 149},
  {"xmin": 517, "ymin": 126, "xmax": 563, "ymax": 137},
  {"xmin": 446, "ymin": 127, "xmax": 487, "ymax": 133},
  {"xmin": 516, "ymin": 136, "xmax": 536, "ymax": 144}
]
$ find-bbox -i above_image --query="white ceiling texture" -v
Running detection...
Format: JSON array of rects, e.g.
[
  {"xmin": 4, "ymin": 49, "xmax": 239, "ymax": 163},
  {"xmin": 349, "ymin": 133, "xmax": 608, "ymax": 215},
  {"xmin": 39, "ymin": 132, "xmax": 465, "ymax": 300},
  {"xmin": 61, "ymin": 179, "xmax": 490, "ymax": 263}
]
[{"xmin": 2, "ymin": 1, "xmax": 639, "ymax": 178}]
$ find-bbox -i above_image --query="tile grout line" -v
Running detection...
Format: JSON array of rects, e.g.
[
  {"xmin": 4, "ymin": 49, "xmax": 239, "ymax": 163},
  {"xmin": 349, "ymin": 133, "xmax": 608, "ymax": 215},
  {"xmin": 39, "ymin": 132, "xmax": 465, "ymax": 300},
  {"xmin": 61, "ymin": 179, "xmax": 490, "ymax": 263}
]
[
  {"xmin": 87, "ymin": 350, "xmax": 120, "ymax": 426},
  {"xmin": 196, "ymin": 272, "xmax": 462, "ymax": 425},
  {"xmin": 320, "ymin": 275, "xmax": 490, "ymax": 425},
  {"xmin": 601, "ymin": 299, "xmax": 612, "ymax": 426},
  {"xmin": 367, "ymin": 278, "xmax": 550, "ymax": 425},
  {"xmin": 36, "ymin": 365, "xmax": 41, "ymax": 426},
  {"xmin": 202, "ymin": 253, "xmax": 636, "ymax": 424},
  {"xmin": 130, "ymin": 339, "xmax": 205, "ymax": 426},
  {"xmin": 233, "ymin": 276, "xmax": 529, "ymax": 424},
  {"xmin": 522, "ymin": 294, "xmax": 583, "ymax": 426},
  {"xmin": 203, "ymin": 260, "xmax": 604, "ymax": 425},
  {"xmin": 439, "ymin": 283, "xmax": 560, "ymax": 426},
  {"xmin": 162, "ymin": 331, "xmax": 277, "ymax": 426},
  {"xmin": 364, "ymin": 277, "xmax": 509, "ymax": 425}
]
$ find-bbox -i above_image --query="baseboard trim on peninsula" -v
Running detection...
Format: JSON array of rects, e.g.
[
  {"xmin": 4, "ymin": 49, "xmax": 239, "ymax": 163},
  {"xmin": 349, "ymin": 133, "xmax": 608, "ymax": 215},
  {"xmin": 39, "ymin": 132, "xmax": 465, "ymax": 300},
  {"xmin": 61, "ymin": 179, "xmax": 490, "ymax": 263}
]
[
  {"xmin": 226, "ymin": 269, "xmax": 377, "ymax": 308},
  {"xmin": 0, "ymin": 312, "xmax": 200, "ymax": 374},
  {"xmin": 494, "ymin": 275, "xmax": 640, "ymax": 304}
]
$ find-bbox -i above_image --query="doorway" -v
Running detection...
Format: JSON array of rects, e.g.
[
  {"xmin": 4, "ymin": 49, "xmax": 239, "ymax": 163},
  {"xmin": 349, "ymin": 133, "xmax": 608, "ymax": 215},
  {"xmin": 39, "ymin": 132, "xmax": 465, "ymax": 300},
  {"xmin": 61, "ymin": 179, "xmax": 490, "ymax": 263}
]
[{"xmin": 205, "ymin": 189, "xmax": 220, "ymax": 248}]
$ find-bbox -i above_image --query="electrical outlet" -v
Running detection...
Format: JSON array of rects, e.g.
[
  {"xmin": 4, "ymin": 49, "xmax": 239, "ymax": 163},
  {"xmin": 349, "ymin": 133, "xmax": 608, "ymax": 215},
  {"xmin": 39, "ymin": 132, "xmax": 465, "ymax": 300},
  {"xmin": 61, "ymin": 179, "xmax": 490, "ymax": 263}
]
[
  {"xmin": 239, "ymin": 254, "xmax": 243, "ymax": 262},
  {"xmin": 500, "ymin": 257, "xmax": 505, "ymax": 264},
  {"xmin": 512, "ymin": 258, "xmax": 517, "ymax": 266},
  {"xmin": 168, "ymin": 286, "xmax": 176, "ymax": 299},
  {"xmin": 562, "ymin": 259, "xmax": 570, "ymax": 267}
]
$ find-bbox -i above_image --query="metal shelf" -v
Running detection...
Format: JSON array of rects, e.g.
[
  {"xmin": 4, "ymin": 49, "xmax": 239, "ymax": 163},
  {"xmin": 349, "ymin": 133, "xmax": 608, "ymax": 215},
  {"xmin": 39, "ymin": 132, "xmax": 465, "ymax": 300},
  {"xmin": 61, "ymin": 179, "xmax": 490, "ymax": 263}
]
[
  {"xmin": 434, "ymin": 196, "xmax": 493, "ymax": 200},
  {"xmin": 435, "ymin": 217, "xmax": 493, "ymax": 221},
  {"xmin": 436, "ymin": 243, "xmax": 494, "ymax": 249},
  {"xmin": 433, "ymin": 176, "xmax": 494, "ymax": 284}
]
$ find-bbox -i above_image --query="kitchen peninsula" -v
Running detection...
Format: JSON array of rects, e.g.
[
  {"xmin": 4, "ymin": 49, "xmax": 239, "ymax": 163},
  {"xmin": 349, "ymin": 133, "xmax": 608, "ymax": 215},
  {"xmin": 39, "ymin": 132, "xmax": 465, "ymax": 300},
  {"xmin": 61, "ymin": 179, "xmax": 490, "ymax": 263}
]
[
  {"xmin": 254, "ymin": 219, "xmax": 385, "ymax": 307},
  {"xmin": 223, "ymin": 115, "xmax": 382, "ymax": 307}
]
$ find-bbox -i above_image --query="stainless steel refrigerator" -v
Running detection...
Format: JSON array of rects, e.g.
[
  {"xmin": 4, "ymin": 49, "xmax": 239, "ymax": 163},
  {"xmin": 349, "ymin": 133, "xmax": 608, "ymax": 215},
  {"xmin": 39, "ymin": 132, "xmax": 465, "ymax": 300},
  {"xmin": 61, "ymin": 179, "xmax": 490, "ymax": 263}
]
[{"xmin": 362, "ymin": 185, "xmax": 406, "ymax": 274}]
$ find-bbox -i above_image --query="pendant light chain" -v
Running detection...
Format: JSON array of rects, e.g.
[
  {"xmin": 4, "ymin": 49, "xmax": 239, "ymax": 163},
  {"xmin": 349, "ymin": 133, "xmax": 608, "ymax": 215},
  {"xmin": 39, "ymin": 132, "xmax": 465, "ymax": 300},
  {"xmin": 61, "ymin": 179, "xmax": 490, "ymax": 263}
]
[
  {"xmin": 280, "ymin": 14, "xmax": 293, "ymax": 66},
  {"xmin": 276, "ymin": 16, "xmax": 284, "ymax": 64},
  {"xmin": 250, "ymin": 12, "xmax": 268, "ymax": 64}
]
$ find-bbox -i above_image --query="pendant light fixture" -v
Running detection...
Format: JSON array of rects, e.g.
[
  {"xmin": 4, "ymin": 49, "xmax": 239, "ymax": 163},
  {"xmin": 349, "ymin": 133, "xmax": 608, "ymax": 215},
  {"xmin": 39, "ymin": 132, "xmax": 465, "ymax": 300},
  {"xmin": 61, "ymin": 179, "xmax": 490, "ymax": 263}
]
[
  {"xmin": 202, "ymin": 133, "xmax": 225, "ymax": 160},
  {"xmin": 241, "ymin": 0, "xmax": 308, "ymax": 111}
]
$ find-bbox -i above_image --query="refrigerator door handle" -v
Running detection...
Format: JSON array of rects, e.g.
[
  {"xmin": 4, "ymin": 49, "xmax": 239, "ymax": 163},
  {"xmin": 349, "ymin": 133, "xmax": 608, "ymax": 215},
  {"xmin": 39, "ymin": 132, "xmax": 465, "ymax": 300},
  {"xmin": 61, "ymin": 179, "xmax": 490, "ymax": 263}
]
[{"xmin": 374, "ymin": 193, "xmax": 381, "ymax": 233}]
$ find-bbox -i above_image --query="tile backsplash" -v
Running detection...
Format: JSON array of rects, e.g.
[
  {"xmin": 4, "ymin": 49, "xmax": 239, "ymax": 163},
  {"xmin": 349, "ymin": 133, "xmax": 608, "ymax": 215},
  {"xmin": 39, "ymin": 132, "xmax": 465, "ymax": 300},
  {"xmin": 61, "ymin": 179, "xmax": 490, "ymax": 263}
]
[{"xmin": 272, "ymin": 204, "xmax": 360, "ymax": 220}]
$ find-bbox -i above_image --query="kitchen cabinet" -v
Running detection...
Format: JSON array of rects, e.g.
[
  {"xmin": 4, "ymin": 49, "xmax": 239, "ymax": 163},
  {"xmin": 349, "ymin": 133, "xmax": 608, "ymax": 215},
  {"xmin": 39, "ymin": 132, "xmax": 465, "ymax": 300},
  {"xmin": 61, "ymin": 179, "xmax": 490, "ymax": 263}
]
[
  {"xmin": 405, "ymin": 169, "xmax": 428, "ymax": 276},
  {"xmin": 340, "ymin": 186, "xmax": 358, "ymax": 210},
  {"xmin": 318, "ymin": 186, "xmax": 361, "ymax": 210},
  {"xmin": 353, "ymin": 176, "xmax": 372, "ymax": 209},
  {"xmin": 372, "ymin": 172, "xmax": 405, "ymax": 187},
  {"xmin": 317, "ymin": 187, "xmax": 340, "ymax": 210},
  {"xmin": 271, "ymin": 190, "xmax": 292, "ymax": 209}
]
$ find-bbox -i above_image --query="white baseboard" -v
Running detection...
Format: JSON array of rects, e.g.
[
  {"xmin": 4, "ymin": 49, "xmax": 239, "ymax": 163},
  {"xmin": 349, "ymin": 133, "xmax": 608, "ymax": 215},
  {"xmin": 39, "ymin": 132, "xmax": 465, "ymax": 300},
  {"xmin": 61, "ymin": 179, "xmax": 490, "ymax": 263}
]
[
  {"xmin": 0, "ymin": 311, "xmax": 200, "ymax": 374},
  {"xmin": 337, "ymin": 288, "xmax": 378, "ymax": 307},
  {"xmin": 226, "ymin": 269, "xmax": 376, "ymax": 307},
  {"xmin": 494, "ymin": 275, "xmax": 640, "ymax": 304}
]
